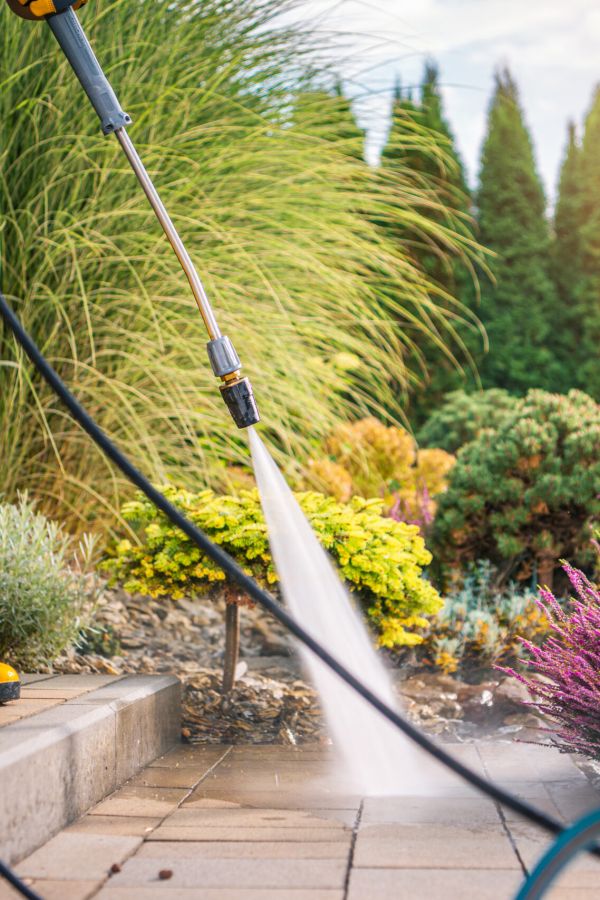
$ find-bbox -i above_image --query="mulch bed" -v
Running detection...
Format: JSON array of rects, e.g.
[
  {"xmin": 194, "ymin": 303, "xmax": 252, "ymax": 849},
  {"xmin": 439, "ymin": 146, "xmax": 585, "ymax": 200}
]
[{"xmin": 51, "ymin": 587, "xmax": 545, "ymax": 745}]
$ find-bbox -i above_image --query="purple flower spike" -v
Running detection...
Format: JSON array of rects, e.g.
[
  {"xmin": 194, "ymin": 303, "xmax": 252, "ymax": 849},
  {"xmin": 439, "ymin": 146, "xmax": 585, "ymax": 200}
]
[{"xmin": 498, "ymin": 562, "xmax": 600, "ymax": 760}]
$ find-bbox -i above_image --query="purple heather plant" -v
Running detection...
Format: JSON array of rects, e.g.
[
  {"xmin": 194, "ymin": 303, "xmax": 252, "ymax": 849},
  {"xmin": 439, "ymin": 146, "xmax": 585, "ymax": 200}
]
[
  {"xmin": 390, "ymin": 484, "xmax": 434, "ymax": 534},
  {"xmin": 500, "ymin": 563, "xmax": 600, "ymax": 759}
]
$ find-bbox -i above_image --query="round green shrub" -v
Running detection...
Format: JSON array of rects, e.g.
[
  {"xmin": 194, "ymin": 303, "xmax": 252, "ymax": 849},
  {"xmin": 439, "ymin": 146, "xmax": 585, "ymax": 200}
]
[
  {"xmin": 0, "ymin": 497, "xmax": 94, "ymax": 669},
  {"xmin": 104, "ymin": 486, "xmax": 443, "ymax": 648},
  {"xmin": 432, "ymin": 389, "xmax": 600, "ymax": 586},
  {"xmin": 417, "ymin": 389, "xmax": 517, "ymax": 453}
]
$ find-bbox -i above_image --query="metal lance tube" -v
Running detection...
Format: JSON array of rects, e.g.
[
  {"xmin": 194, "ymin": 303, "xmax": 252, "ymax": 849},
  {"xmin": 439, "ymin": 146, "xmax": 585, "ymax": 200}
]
[
  {"xmin": 45, "ymin": 7, "xmax": 259, "ymax": 427},
  {"xmin": 114, "ymin": 127, "xmax": 221, "ymax": 340}
]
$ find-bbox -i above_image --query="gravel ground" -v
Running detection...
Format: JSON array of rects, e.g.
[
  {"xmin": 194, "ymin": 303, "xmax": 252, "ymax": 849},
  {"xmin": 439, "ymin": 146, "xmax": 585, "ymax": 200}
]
[{"xmin": 51, "ymin": 587, "xmax": 547, "ymax": 745}]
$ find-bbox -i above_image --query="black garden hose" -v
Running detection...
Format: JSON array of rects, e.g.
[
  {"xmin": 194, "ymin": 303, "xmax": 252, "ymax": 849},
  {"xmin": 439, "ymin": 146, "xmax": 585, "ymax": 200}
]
[{"xmin": 0, "ymin": 289, "xmax": 598, "ymax": 900}]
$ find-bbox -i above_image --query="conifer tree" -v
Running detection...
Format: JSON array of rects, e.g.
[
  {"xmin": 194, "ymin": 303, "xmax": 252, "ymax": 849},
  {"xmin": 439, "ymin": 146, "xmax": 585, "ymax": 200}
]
[
  {"xmin": 553, "ymin": 122, "xmax": 581, "ymax": 300},
  {"xmin": 571, "ymin": 87, "xmax": 600, "ymax": 397},
  {"xmin": 381, "ymin": 65, "xmax": 479, "ymax": 421},
  {"xmin": 293, "ymin": 81, "xmax": 365, "ymax": 160},
  {"xmin": 476, "ymin": 68, "xmax": 560, "ymax": 393},
  {"xmin": 551, "ymin": 121, "xmax": 582, "ymax": 387}
]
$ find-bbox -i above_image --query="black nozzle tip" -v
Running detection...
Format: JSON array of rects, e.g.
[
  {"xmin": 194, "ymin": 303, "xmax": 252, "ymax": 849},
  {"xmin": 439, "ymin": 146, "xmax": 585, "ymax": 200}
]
[{"xmin": 220, "ymin": 377, "xmax": 260, "ymax": 429}]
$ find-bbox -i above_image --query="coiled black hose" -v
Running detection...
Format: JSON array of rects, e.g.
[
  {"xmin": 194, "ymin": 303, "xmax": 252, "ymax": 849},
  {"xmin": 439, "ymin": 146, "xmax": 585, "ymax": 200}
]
[{"xmin": 0, "ymin": 290, "xmax": 597, "ymax": 899}]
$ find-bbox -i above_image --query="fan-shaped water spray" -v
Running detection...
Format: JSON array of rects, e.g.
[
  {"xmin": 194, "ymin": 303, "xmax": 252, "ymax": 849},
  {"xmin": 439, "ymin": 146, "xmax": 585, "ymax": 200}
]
[{"xmin": 249, "ymin": 426, "xmax": 453, "ymax": 795}]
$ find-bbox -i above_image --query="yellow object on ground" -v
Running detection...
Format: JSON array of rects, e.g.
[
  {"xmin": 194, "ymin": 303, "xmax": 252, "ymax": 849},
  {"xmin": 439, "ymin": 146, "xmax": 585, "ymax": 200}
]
[{"xmin": 0, "ymin": 663, "xmax": 20, "ymax": 703}]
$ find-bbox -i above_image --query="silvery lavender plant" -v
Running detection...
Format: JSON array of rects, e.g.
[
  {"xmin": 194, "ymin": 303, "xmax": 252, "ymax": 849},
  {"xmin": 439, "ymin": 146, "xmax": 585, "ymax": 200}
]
[{"xmin": 501, "ymin": 563, "xmax": 600, "ymax": 759}]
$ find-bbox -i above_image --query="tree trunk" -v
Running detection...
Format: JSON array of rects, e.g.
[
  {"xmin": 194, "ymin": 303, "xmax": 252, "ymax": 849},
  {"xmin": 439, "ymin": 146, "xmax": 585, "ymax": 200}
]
[
  {"xmin": 537, "ymin": 553, "xmax": 555, "ymax": 591},
  {"xmin": 222, "ymin": 601, "xmax": 240, "ymax": 695}
]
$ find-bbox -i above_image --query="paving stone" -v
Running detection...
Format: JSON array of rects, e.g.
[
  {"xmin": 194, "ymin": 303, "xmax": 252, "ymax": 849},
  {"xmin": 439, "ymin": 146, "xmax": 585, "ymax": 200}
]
[
  {"xmin": 199, "ymin": 770, "xmax": 357, "ymax": 789},
  {"xmin": 16, "ymin": 833, "xmax": 141, "ymax": 880},
  {"xmin": 20, "ymin": 675, "xmax": 57, "ymax": 685},
  {"xmin": 347, "ymin": 867, "xmax": 523, "ymax": 900},
  {"xmin": 137, "ymin": 840, "xmax": 350, "ymax": 859},
  {"xmin": 478, "ymin": 742, "xmax": 586, "ymax": 783},
  {"xmin": 185, "ymin": 789, "xmax": 361, "ymax": 810},
  {"xmin": 105, "ymin": 856, "xmax": 346, "ymax": 889},
  {"xmin": 215, "ymin": 758, "xmax": 334, "ymax": 770},
  {"xmin": 96, "ymin": 889, "xmax": 343, "ymax": 899},
  {"xmin": 230, "ymin": 747, "xmax": 331, "ymax": 761},
  {"xmin": 113, "ymin": 677, "xmax": 182, "ymax": 784},
  {"xmin": 66, "ymin": 815, "xmax": 162, "ymax": 836},
  {"xmin": 507, "ymin": 822, "xmax": 600, "ymax": 888},
  {"xmin": 38, "ymin": 675, "xmax": 123, "ymax": 691},
  {"xmin": 502, "ymin": 796, "xmax": 562, "ymax": 823},
  {"xmin": 128, "ymin": 766, "xmax": 216, "ymax": 789},
  {"xmin": 166, "ymin": 806, "xmax": 354, "ymax": 828},
  {"xmin": 0, "ymin": 703, "xmax": 117, "ymax": 863},
  {"xmin": 149, "ymin": 746, "xmax": 231, "ymax": 768},
  {"xmin": 147, "ymin": 826, "xmax": 351, "ymax": 842},
  {"xmin": 19, "ymin": 688, "xmax": 96, "ymax": 700},
  {"xmin": 545, "ymin": 781, "xmax": 600, "ymax": 820},
  {"xmin": 546, "ymin": 890, "xmax": 600, "ymax": 899},
  {"xmin": 353, "ymin": 823, "xmax": 519, "ymax": 869},
  {"xmin": 0, "ymin": 708, "xmax": 26, "ymax": 727},
  {"xmin": 0, "ymin": 698, "xmax": 63, "ymax": 723},
  {"xmin": 91, "ymin": 785, "xmax": 188, "ymax": 818},
  {"xmin": 0, "ymin": 879, "xmax": 99, "ymax": 900},
  {"xmin": 0, "ymin": 674, "xmax": 181, "ymax": 863},
  {"xmin": 361, "ymin": 796, "xmax": 500, "ymax": 827}
]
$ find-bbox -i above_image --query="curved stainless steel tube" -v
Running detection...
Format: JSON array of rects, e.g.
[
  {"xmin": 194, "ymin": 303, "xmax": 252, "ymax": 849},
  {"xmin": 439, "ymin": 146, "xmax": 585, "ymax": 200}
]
[{"xmin": 115, "ymin": 127, "xmax": 222, "ymax": 341}]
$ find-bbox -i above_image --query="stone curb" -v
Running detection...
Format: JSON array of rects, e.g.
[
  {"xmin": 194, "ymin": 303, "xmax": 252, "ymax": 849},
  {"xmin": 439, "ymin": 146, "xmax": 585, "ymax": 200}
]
[{"xmin": 0, "ymin": 674, "xmax": 181, "ymax": 864}]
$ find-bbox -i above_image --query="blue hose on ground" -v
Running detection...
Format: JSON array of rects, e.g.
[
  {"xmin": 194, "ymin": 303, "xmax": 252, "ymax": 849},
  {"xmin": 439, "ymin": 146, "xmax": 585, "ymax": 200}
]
[
  {"xmin": 516, "ymin": 809, "xmax": 600, "ymax": 899},
  {"xmin": 0, "ymin": 289, "xmax": 599, "ymax": 900}
]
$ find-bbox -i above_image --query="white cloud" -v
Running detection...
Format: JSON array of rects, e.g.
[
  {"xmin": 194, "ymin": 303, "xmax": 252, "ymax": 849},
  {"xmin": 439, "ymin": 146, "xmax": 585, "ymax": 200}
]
[{"xmin": 281, "ymin": 0, "xmax": 600, "ymax": 196}]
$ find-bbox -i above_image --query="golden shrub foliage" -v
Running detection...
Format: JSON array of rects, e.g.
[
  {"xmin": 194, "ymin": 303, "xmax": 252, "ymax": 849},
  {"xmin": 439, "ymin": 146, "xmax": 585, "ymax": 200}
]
[{"xmin": 304, "ymin": 417, "xmax": 455, "ymax": 523}]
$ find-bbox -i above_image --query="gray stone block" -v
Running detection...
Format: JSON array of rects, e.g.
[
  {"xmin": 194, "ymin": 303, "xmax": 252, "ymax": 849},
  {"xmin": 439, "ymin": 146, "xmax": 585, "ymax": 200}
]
[{"xmin": 0, "ymin": 675, "xmax": 180, "ymax": 864}]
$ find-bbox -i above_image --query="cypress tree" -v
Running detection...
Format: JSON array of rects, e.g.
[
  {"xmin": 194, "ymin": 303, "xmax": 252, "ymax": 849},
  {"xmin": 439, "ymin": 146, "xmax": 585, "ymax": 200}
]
[
  {"xmin": 477, "ymin": 68, "xmax": 561, "ymax": 393},
  {"xmin": 553, "ymin": 122, "xmax": 582, "ymax": 300},
  {"xmin": 571, "ymin": 87, "xmax": 600, "ymax": 397},
  {"xmin": 551, "ymin": 122, "xmax": 582, "ymax": 387},
  {"xmin": 381, "ymin": 65, "xmax": 479, "ymax": 422},
  {"xmin": 293, "ymin": 82, "xmax": 365, "ymax": 160}
]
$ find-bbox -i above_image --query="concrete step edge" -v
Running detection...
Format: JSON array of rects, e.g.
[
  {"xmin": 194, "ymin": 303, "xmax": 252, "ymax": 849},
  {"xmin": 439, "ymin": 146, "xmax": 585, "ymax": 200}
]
[{"xmin": 0, "ymin": 674, "xmax": 181, "ymax": 864}]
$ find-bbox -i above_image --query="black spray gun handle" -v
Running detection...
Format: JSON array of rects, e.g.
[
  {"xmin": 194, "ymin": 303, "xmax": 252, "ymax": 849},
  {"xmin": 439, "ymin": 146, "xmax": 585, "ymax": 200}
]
[{"xmin": 47, "ymin": 7, "xmax": 131, "ymax": 134}]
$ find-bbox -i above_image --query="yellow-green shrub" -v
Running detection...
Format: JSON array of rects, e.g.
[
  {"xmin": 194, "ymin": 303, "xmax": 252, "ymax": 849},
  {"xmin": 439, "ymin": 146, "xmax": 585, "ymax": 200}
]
[
  {"xmin": 104, "ymin": 486, "xmax": 442, "ymax": 647},
  {"xmin": 304, "ymin": 417, "xmax": 455, "ymax": 524}
]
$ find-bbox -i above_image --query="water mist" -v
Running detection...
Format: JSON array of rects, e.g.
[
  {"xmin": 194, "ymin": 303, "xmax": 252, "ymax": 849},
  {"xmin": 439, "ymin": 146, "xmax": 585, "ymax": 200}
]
[{"xmin": 248, "ymin": 427, "xmax": 454, "ymax": 796}]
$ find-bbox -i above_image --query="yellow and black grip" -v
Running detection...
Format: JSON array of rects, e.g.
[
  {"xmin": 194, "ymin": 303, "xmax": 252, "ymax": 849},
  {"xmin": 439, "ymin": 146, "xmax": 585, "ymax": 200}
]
[
  {"xmin": 6, "ymin": 0, "xmax": 131, "ymax": 136},
  {"xmin": 6, "ymin": 0, "xmax": 86, "ymax": 21}
]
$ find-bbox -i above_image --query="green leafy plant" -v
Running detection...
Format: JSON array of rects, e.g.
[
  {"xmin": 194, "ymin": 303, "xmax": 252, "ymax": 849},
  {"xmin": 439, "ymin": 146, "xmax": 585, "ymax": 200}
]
[
  {"xmin": 417, "ymin": 389, "xmax": 517, "ymax": 453},
  {"xmin": 0, "ymin": 496, "xmax": 96, "ymax": 669},
  {"xmin": 433, "ymin": 389, "xmax": 600, "ymax": 589},
  {"xmin": 0, "ymin": 0, "xmax": 482, "ymax": 535},
  {"xmin": 421, "ymin": 561, "xmax": 547, "ymax": 676},
  {"xmin": 104, "ymin": 485, "xmax": 442, "ymax": 689}
]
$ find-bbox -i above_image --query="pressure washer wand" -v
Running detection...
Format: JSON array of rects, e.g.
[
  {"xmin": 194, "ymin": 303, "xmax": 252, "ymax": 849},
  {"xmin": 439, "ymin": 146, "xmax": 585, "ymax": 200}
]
[{"xmin": 39, "ymin": 5, "xmax": 260, "ymax": 428}]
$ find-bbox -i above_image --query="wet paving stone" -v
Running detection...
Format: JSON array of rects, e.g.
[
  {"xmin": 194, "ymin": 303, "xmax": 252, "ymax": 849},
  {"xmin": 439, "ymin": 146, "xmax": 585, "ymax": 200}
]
[{"xmin": 10, "ymin": 740, "xmax": 600, "ymax": 899}]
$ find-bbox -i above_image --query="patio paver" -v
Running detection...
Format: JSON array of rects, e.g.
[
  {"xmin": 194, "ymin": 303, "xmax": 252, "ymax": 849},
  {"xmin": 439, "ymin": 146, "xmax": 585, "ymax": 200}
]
[{"xmin": 5, "ymin": 740, "xmax": 600, "ymax": 900}]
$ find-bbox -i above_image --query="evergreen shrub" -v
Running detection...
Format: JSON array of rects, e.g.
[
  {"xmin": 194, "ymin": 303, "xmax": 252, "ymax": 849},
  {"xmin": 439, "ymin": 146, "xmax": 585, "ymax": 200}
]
[
  {"xmin": 105, "ymin": 486, "xmax": 443, "ymax": 648},
  {"xmin": 433, "ymin": 390, "xmax": 600, "ymax": 587},
  {"xmin": 417, "ymin": 389, "xmax": 517, "ymax": 453}
]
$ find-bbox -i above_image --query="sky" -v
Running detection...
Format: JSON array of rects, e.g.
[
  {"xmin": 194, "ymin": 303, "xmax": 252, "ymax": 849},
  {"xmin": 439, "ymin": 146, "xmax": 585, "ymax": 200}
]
[{"xmin": 284, "ymin": 0, "xmax": 600, "ymax": 199}]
